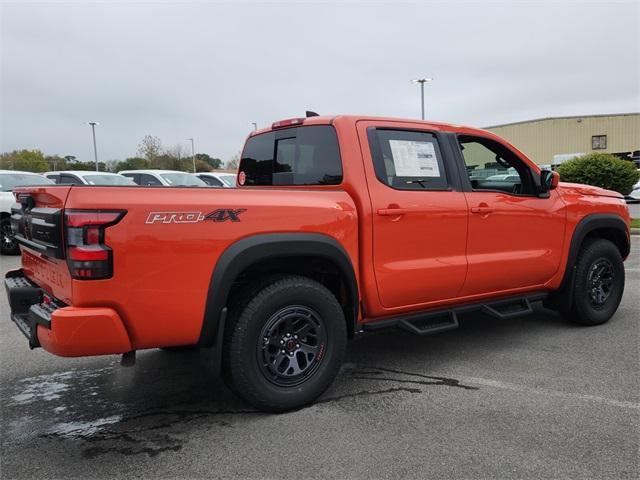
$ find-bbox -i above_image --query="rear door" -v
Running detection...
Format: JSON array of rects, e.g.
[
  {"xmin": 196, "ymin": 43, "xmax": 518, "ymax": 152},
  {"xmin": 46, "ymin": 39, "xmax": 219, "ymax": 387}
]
[{"xmin": 357, "ymin": 121, "xmax": 469, "ymax": 310}]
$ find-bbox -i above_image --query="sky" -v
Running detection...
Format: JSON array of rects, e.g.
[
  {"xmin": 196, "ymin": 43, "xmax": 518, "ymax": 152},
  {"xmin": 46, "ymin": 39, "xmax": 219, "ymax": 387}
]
[{"xmin": 1, "ymin": 0, "xmax": 639, "ymax": 163}]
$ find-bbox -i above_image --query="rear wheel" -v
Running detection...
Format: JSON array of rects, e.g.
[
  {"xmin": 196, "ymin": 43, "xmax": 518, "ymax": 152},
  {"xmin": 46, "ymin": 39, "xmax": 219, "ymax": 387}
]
[
  {"xmin": 1, "ymin": 217, "xmax": 19, "ymax": 255},
  {"xmin": 562, "ymin": 238, "xmax": 624, "ymax": 326},
  {"xmin": 222, "ymin": 275, "xmax": 346, "ymax": 412}
]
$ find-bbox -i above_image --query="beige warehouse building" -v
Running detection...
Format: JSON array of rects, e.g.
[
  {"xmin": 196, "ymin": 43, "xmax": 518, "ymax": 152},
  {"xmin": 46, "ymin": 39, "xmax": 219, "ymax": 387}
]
[{"xmin": 485, "ymin": 112, "xmax": 640, "ymax": 166}]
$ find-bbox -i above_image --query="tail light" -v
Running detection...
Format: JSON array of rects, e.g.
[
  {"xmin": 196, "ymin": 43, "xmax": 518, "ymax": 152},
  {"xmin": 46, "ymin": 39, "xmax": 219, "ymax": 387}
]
[
  {"xmin": 271, "ymin": 117, "xmax": 305, "ymax": 129},
  {"xmin": 64, "ymin": 210, "xmax": 126, "ymax": 280}
]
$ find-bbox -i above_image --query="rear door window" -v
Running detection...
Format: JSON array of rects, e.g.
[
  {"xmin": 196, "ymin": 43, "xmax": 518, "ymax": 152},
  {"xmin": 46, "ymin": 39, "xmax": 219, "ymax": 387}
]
[
  {"xmin": 139, "ymin": 174, "xmax": 162, "ymax": 186},
  {"xmin": 201, "ymin": 176, "xmax": 224, "ymax": 187},
  {"xmin": 368, "ymin": 129, "xmax": 449, "ymax": 190},
  {"xmin": 240, "ymin": 125, "xmax": 342, "ymax": 186},
  {"xmin": 59, "ymin": 174, "xmax": 83, "ymax": 185}
]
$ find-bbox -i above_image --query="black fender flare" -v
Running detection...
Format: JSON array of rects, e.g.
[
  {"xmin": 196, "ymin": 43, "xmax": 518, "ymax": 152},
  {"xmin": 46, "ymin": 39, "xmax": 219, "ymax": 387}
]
[
  {"xmin": 198, "ymin": 233, "xmax": 359, "ymax": 347},
  {"xmin": 546, "ymin": 213, "xmax": 629, "ymax": 311}
]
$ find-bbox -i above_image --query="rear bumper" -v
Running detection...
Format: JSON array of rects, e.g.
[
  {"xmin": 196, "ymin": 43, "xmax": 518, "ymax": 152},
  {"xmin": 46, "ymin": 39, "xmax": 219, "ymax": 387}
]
[{"xmin": 4, "ymin": 269, "xmax": 132, "ymax": 357}]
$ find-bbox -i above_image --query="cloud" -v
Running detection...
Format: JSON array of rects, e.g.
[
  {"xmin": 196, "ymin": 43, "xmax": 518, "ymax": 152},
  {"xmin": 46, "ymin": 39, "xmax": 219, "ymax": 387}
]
[{"xmin": 1, "ymin": 0, "xmax": 638, "ymax": 161}]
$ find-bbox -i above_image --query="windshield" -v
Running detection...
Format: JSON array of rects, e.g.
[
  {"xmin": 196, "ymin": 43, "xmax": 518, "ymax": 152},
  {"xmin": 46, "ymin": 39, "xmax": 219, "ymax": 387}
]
[
  {"xmin": 82, "ymin": 174, "xmax": 136, "ymax": 185},
  {"xmin": 160, "ymin": 173, "xmax": 207, "ymax": 186},
  {"xmin": 220, "ymin": 174, "xmax": 236, "ymax": 187},
  {"xmin": 0, "ymin": 173, "xmax": 54, "ymax": 191}
]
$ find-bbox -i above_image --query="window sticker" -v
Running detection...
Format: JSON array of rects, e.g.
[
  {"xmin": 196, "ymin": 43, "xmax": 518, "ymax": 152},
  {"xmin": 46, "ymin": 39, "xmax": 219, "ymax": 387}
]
[{"xmin": 389, "ymin": 140, "xmax": 440, "ymax": 177}]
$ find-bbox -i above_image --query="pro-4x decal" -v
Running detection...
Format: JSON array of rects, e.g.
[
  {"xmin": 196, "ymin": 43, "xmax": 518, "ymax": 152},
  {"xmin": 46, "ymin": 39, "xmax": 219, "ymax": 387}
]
[
  {"xmin": 204, "ymin": 209, "xmax": 247, "ymax": 222},
  {"xmin": 146, "ymin": 209, "xmax": 246, "ymax": 224}
]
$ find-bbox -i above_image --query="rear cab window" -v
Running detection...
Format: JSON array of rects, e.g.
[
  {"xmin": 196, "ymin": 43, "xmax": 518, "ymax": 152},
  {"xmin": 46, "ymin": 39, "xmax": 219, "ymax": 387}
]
[{"xmin": 239, "ymin": 125, "xmax": 342, "ymax": 186}]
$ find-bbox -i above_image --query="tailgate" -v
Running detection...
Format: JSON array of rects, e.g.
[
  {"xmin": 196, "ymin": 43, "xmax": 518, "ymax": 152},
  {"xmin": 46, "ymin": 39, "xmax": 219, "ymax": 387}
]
[{"xmin": 10, "ymin": 186, "xmax": 73, "ymax": 304}]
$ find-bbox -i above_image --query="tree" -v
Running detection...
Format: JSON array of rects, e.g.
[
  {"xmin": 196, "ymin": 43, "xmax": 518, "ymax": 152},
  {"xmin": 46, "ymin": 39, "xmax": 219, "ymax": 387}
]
[
  {"xmin": 195, "ymin": 153, "xmax": 222, "ymax": 170},
  {"xmin": 70, "ymin": 161, "xmax": 106, "ymax": 171},
  {"xmin": 556, "ymin": 153, "xmax": 640, "ymax": 196},
  {"xmin": 0, "ymin": 150, "xmax": 49, "ymax": 172},
  {"xmin": 226, "ymin": 152, "xmax": 240, "ymax": 170},
  {"xmin": 115, "ymin": 157, "xmax": 151, "ymax": 171},
  {"xmin": 137, "ymin": 135, "xmax": 162, "ymax": 166},
  {"xmin": 155, "ymin": 153, "xmax": 182, "ymax": 171},
  {"xmin": 45, "ymin": 155, "xmax": 67, "ymax": 171},
  {"xmin": 195, "ymin": 159, "xmax": 214, "ymax": 172}
]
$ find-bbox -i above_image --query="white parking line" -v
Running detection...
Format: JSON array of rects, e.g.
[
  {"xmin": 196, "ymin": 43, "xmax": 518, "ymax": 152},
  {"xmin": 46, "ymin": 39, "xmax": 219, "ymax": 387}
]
[{"xmin": 461, "ymin": 376, "xmax": 640, "ymax": 410}]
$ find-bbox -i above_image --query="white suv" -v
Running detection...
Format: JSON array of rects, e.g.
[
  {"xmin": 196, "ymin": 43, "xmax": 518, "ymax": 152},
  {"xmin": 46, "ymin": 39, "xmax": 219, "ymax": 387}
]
[
  {"xmin": 196, "ymin": 172, "xmax": 237, "ymax": 187},
  {"xmin": 1, "ymin": 170, "xmax": 54, "ymax": 255},
  {"xmin": 44, "ymin": 171, "xmax": 135, "ymax": 185},
  {"xmin": 118, "ymin": 170, "xmax": 207, "ymax": 187}
]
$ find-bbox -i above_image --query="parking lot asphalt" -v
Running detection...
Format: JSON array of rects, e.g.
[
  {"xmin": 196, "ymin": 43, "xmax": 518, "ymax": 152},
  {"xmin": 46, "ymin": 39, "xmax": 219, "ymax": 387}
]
[{"xmin": 1, "ymin": 239, "xmax": 638, "ymax": 480}]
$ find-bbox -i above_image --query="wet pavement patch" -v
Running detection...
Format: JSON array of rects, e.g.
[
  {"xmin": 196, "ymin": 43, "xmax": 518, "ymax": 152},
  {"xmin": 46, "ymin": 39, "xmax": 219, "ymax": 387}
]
[{"xmin": 3, "ymin": 358, "xmax": 478, "ymax": 459}]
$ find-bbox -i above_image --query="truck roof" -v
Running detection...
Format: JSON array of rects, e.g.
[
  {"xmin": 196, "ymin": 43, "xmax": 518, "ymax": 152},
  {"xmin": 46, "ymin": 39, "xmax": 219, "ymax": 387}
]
[{"xmin": 250, "ymin": 114, "xmax": 490, "ymax": 137}]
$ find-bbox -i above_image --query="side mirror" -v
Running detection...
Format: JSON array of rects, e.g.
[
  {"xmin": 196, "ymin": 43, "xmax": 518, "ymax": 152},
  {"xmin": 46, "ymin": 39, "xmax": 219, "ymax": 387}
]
[{"xmin": 540, "ymin": 169, "xmax": 560, "ymax": 193}]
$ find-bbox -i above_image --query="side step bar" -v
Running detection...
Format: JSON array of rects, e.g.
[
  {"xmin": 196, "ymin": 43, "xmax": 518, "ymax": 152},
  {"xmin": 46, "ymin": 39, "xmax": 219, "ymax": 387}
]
[
  {"xmin": 362, "ymin": 293, "xmax": 547, "ymax": 336},
  {"xmin": 398, "ymin": 311, "xmax": 459, "ymax": 336},
  {"xmin": 481, "ymin": 298, "xmax": 533, "ymax": 320}
]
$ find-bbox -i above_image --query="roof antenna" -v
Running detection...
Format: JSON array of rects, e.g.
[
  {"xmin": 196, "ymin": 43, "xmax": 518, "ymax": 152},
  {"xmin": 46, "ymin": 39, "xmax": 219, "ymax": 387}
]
[{"xmin": 306, "ymin": 111, "xmax": 319, "ymax": 118}]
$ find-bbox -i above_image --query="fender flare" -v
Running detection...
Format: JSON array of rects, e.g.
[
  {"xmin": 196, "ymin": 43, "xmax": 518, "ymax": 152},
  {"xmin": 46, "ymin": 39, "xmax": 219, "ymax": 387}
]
[
  {"xmin": 198, "ymin": 233, "xmax": 359, "ymax": 347},
  {"xmin": 546, "ymin": 213, "xmax": 629, "ymax": 311}
]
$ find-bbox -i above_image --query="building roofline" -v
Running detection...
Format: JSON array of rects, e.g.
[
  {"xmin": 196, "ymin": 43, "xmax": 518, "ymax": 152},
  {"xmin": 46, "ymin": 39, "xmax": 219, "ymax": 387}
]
[{"xmin": 484, "ymin": 112, "xmax": 640, "ymax": 129}]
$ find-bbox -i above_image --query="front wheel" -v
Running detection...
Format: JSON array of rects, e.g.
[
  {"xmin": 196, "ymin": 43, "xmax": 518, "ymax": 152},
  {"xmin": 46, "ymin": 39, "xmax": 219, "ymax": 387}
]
[
  {"xmin": 222, "ymin": 275, "xmax": 347, "ymax": 412},
  {"xmin": 1, "ymin": 217, "xmax": 19, "ymax": 255},
  {"xmin": 562, "ymin": 238, "xmax": 625, "ymax": 326}
]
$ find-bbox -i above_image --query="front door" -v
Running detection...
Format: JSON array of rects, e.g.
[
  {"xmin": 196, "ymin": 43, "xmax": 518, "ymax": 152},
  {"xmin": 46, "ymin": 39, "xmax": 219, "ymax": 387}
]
[
  {"xmin": 456, "ymin": 134, "xmax": 566, "ymax": 296},
  {"xmin": 358, "ymin": 121, "xmax": 469, "ymax": 310}
]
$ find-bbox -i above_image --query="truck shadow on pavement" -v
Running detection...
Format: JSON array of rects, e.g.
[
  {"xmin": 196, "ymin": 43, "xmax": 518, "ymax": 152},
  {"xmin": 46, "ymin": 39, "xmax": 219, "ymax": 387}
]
[{"xmin": 5, "ymin": 306, "xmax": 568, "ymax": 459}]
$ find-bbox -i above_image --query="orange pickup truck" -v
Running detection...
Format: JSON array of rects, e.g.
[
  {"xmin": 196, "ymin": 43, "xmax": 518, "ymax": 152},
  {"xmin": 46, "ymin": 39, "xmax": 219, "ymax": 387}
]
[{"xmin": 5, "ymin": 114, "xmax": 631, "ymax": 411}]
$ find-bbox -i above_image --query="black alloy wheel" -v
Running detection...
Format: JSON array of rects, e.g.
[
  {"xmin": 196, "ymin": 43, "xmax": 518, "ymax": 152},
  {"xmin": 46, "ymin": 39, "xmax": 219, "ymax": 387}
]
[
  {"xmin": 1, "ymin": 218, "xmax": 19, "ymax": 255},
  {"xmin": 587, "ymin": 258, "xmax": 615, "ymax": 309},
  {"xmin": 257, "ymin": 305, "xmax": 327, "ymax": 387}
]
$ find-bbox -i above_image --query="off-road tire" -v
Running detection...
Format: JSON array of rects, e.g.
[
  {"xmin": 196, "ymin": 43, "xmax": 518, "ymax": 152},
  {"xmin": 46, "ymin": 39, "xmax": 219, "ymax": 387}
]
[
  {"xmin": 562, "ymin": 238, "xmax": 624, "ymax": 326},
  {"xmin": 222, "ymin": 275, "xmax": 347, "ymax": 412}
]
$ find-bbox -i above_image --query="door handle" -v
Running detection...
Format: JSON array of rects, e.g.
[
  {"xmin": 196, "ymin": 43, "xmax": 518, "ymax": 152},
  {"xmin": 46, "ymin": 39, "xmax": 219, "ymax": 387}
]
[
  {"xmin": 377, "ymin": 208, "xmax": 408, "ymax": 216},
  {"xmin": 471, "ymin": 205, "xmax": 494, "ymax": 214}
]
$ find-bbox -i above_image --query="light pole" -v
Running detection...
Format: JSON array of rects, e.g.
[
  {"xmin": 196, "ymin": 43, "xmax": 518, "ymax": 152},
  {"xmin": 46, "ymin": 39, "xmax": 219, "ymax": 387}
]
[
  {"xmin": 411, "ymin": 78, "xmax": 433, "ymax": 120},
  {"xmin": 87, "ymin": 122, "xmax": 99, "ymax": 171},
  {"xmin": 187, "ymin": 138, "xmax": 196, "ymax": 173},
  {"xmin": 250, "ymin": 122, "xmax": 258, "ymax": 131}
]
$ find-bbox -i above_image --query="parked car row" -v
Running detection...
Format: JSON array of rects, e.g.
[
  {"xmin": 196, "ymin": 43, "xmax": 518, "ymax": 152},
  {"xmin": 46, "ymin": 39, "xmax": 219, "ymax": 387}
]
[
  {"xmin": 40, "ymin": 169, "xmax": 237, "ymax": 188},
  {"xmin": 44, "ymin": 170, "xmax": 136, "ymax": 185},
  {"xmin": 1, "ymin": 169, "xmax": 237, "ymax": 255},
  {"xmin": 1, "ymin": 170, "xmax": 55, "ymax": 254}
]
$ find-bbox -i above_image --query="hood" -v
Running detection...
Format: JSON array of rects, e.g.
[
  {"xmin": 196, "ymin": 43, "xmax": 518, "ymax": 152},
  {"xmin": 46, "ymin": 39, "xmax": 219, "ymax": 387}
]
[{"xmin": 557, "ymin": 182, "xmax": 624, "ymax": 199}]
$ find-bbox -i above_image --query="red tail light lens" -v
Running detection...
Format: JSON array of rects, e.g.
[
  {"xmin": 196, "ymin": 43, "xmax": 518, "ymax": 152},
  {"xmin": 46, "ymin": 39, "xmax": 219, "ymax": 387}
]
[
  {"xmin": 271, "ymin": 118, "xmax": 305, "ymax": 129},
  {"xmin": 65, "ymin": 210, "xmax": 125, "ymax": 280}
]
